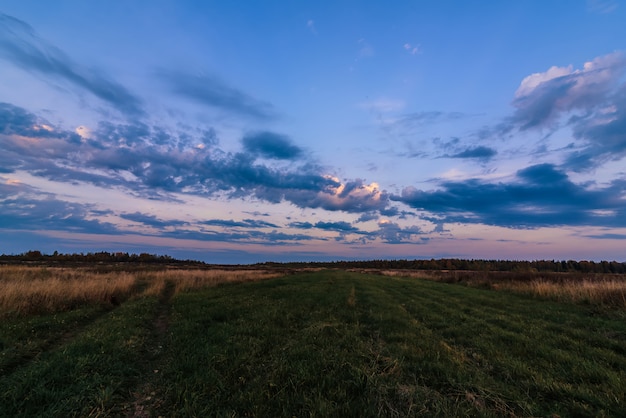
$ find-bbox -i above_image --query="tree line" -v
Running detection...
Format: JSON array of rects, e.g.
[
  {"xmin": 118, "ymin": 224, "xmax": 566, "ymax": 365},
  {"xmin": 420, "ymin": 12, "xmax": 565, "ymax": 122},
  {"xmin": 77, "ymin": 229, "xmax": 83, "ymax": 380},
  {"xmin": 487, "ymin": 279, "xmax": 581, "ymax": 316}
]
[
  {"xmin": 264, "ymin": 258, "xmax": 626, "ymax": 274},
  {"xmin": 1, "ymin": 251, "xmax": 626, "ymax": 273},
  {"xmin": 0, "ymin": 250, "xmax": 195, "ymax": 265}
]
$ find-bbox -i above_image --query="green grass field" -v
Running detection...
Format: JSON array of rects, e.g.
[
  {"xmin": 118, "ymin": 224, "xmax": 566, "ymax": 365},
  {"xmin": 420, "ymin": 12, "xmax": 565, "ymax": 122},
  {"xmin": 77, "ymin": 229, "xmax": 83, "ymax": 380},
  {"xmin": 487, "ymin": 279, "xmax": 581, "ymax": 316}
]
[{"xmin": 1, "ymin": 270, "xmax": 625, "ymax": 417}]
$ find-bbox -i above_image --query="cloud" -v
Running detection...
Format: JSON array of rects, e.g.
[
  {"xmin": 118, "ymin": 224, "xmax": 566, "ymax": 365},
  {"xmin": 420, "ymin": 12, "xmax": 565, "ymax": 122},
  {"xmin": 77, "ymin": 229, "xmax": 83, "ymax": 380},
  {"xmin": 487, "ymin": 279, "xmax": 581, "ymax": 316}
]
[
  {"xmin": 375, "ymin": 220, "xmax": 425, "ymax": 244},
  {"xmin": 201, "ymin": 218, "xmax": 279, "ymax": 228},
  {"xmin": 476, "ymin": 51, "xmax": 626, "ymax": 172},
  {"xmin": 120, "ymin": 212, "xmax": 187, "ymax": 229},
  {"xmin": 403, "ymin": 43, "xmax": 421, "ymax": 55},
  {"xmin": 587, "ymin": 0, "xmax": 618, "ymax": 13},
  {"xmin": 306, "ymin": 19, "xmax": 317, "ymax": 35},
  {"xmin": 445, "ymin": 146, "xmax": 497, "ymax": 160},
  {"xmin": 0, "ymin": 13, "xmax": 144, "ymax": 116},
  {"xmin": 584, "ymin": 233, "xmax": 626, "ymax": 240},
  {"xmin": 510, "ymin": 52, "xmax": 626, "ymax": 130},
  {"xmin": 282, "ymin": 177, "xmax": 389, "ymax": 213},
  {"xmin": 564, "ymin": 84, "xmax": 626, "ymax": 170},
  {"xmin": 1, "ymin": 103, "xmax": 390, "ymax": 215},
  {"xmin": 357, "ymin": 38, "xmax": 374, "ymax": 58},
  {"xmin": 158, "ymin": 70, "xmax": 277, "ymax": 120},
  {"xmin": 314, "ymin": 221, "xmax": 359, "ymax": 233},
  {"xmin": 359, "ymin": 98, "xmax": 406, "ymax": 113},
  {"xmin": 242, "ymin": 131, "xmax": 304, "ymax": 160},
  {"xmin": 396, "ymin": 111, "xmax": 466, "ymax": 129},
  {"xmin": 289, "ymin": 221, "xmax": 314, "ymax": 229},
  {"xmin": 393, "ymin": 163, "xmax": 626, "ymax": 228},
  {"xmin": 0, "ymin": 189, "xmax": 120, "ymax": 234}
]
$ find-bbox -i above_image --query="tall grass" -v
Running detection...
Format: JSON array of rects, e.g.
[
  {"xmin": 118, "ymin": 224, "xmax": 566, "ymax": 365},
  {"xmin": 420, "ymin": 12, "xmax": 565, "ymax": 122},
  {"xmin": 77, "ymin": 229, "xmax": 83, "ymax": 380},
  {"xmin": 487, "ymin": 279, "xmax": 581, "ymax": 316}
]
[
  {"xmin": 0, "ymin": 267, "xmax": 137, "ymax": 316},
  {"xmin": 376, "ymin": 269, "xmax": 626, "ymax": 309},
  {"xmin": 0, "ymin": 266, "xmax": 284, "ymax": 316},
  {"xmin": 162, "ymin": 269, "xmax": 283, "ymax": 295},
  {"xmin": 510, "ymin": 279, "xmax": 626, "ymax": 307}
]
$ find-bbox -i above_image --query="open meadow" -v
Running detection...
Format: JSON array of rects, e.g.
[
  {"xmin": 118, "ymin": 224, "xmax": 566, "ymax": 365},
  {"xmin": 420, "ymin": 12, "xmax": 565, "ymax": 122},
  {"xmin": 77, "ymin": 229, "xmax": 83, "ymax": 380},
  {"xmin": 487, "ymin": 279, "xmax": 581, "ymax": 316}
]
[{"xmin": 1, "ymin": 264, "xmax": 625, "ymax": 417}]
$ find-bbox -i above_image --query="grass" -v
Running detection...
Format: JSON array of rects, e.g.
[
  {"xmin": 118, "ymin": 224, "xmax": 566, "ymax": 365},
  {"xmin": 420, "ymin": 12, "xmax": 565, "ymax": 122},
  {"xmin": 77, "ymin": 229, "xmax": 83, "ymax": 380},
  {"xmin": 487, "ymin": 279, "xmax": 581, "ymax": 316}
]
[
  {"xmin": 1, "ymin": 267, "xmax": 625, "ymax": 416},
  {"xmin": 0, "ymin": 297, "xmax": 160, "ymax": 417},
  {"xmin": 155, "ymin": 271, "xmax": 626, "ymax": 416},
  {"xmin": 0, "ymin": 265, "xmax": 283, "ymax": 316},
  {"xmin": 379, "ymin": 269, "xmax": 626, "ymax": 309}
]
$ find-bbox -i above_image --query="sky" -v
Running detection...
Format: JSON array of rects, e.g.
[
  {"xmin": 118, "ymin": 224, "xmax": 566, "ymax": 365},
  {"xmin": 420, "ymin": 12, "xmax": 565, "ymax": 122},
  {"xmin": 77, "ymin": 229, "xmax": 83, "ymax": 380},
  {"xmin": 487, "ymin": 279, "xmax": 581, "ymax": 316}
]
[{"xmin": 1, "ymin": 0, "xmax": 626, "ymax": 263}]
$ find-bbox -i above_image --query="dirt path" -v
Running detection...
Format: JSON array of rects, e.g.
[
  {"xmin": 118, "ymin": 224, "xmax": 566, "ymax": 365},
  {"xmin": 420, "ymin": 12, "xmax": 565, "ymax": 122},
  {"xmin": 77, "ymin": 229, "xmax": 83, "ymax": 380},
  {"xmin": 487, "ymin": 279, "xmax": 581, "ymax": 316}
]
[{"xmin": 124, "ymin": 281, "xmax": 175, "ymax": 417}]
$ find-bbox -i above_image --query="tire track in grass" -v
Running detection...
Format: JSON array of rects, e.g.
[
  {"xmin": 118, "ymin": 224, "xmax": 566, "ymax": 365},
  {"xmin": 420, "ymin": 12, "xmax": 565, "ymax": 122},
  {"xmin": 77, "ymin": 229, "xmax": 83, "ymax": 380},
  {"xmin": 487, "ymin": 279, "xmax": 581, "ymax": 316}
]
[
  {"xmin": 0, "ymin": 305, "xmax": 118, "ymax": 378},
  {"xmin": 0, "ymin": 297, "xmax": 160, "ymax": 418},
  {"xmin": 380, "ymin": 276, "xmax": 626, "ymax": 416},
  {"xmin": 123, "ymin": 280, "xmax": 175, "ymax": 417}
]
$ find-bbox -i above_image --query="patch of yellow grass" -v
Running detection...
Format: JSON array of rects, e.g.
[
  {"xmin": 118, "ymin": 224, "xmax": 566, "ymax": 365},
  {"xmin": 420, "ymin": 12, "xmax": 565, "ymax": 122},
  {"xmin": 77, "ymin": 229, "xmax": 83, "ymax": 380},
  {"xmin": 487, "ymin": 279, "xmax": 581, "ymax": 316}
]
[
  {"xmin": 347, "ymin": 285, "xmax": 357, "ymax": 307},
  {"xmin": 376, "ymin": 269, "xmax": 626, "ymax": 309},
  {"xmin": 508, "ymin": 279, "xmax": 626, "ymax": 308},
  {"xmin": 0, "ymin": 266, "xmax": 137, "ymax": 316},
  {"xmin": 0, "ymin": 266, "xmax": 285, "ymax": 316},
  {"xmin": 161, "ymin": 269, "xmax": 283, "ymax": 295}
]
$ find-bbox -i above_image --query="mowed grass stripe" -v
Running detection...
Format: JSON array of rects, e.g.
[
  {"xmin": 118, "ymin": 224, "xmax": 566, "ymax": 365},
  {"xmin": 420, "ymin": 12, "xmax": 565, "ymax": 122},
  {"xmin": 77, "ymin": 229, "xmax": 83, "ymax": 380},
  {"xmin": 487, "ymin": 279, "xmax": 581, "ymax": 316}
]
[
  {"xmin": 148, "ymin": 271, "xmax": 626, "ymax": 417},
  {"xmin": 374, "ymin": 275, "xmax": 626, "ymax": 415}
]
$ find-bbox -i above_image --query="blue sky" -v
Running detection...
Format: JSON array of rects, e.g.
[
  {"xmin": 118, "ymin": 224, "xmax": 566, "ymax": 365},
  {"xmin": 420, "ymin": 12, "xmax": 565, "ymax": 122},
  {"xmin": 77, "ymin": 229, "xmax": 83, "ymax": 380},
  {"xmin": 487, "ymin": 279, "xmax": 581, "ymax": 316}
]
[{"xmin": 1, "ymin": 0, "xmax": 626, "ymax": 263}]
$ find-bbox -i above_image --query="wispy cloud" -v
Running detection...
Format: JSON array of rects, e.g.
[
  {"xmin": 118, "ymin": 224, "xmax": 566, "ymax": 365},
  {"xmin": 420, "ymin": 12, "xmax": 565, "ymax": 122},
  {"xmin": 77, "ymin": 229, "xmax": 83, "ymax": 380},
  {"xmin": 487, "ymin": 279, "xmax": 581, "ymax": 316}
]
[
  {"xmin": 0, "ymin": 185, "xmax": 120, "ymax": 234},
  {"xmin": 306, "ymin": 19, "xmax": 317, "ymax": 35},
  {"xmin": 201, "ymin": 218, "xmax": 279, "ymax": 229},
  {"xmin": 0, "ymin": 13, "xmax": 144, "ymax": 117},
  {"xmin": 565, "ymin": 82, "xmax": 626, "ymax": 170},
  {"xmin": 357, "ymin": 38, "xmax": 374, "ymax": 58},
  {"xmin": 403, "ymin": 42, "xmax": 421, "ymax": 55},
  {"xmin": 157, "ymin": 70, "xmax": 277, "ymax": 120},
  {"xmin": 587, "ymin": 0, "xmax": 618, "ymax": 13}
]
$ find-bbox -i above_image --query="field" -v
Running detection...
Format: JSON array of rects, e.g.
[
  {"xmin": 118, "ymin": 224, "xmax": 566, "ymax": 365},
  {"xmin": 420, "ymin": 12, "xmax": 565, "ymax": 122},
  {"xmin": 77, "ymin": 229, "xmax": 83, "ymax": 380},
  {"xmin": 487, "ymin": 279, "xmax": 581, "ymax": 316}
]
[{"xmin": 1, "ymin": 265, "xmax": 625, "ymax": 417}]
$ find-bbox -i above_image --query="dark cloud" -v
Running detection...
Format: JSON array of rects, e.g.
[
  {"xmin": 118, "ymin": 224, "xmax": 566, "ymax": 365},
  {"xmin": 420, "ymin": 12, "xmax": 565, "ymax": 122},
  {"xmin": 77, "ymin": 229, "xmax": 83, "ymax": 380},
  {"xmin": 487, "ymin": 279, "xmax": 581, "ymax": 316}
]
[
  {"xmin": 242, "ymin": 131, "xmax": 303, "ymax": 160},
  {"xmin": 375, "ymin": 221, "xmax": 426, "ymax": 244},
  {"xmin": 0, "ymin": 13, "xmax": 144, "ymax": 116},
  {"xmin": 564, "ymin": 85, "xmax": 626, "ymax": 170},
  {"xmin": 584, "ymin": 233, "xmax": 626, "ymax": 239},
  {"xmin": 0, "ymin": 191, "xmax": 120, "ymax": 234},
  {"xmin": 158, "ymin": 70, "xmax": 276, "ymax": 120},
  {"xmin": 314, "ymin": 221, "xmax": 359, "ymax": 233},
  {"xmin": 355, "ymin": 212, "xmax": 379, "ymax": 223},
  {"xmin": 202, "ymin": 219, "xmax": 278, "ymax": 228},
  {"xmin": 120, "ymin": 212, "xmax": 187, "ymax": 228},
  {"xmin": 393, "ymin": 163, "xmax": 626, "ymax": 228},
  {"xmin": 1, "ymin": 102, "xmax": 43, "ymax": 136},
  {"xmin": 289, "ymin": 221, "xmax": 314, "ymax": 229},
  {"xmin": 445, "ymin": 146, "xmax": 497, "ymax": 160}
]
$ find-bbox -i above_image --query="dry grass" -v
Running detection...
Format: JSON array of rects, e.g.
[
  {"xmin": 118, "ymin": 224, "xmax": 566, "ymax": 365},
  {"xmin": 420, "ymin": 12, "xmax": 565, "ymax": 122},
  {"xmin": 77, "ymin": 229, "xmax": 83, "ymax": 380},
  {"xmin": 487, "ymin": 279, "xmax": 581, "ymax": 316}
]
[
  {"xmin": 501, "ymin": 279, "xmax": 626, "ymax": 308},
  {"xmin": 160, "ymin": 269, "xmax": 283, "ymax": 295},
  {"xmin": 375, "ymin": 269, "xmax": 626, "ymax": 309},
  {"xmin": 0, "ymin": 267, "xmax": 137, "ymax": 316},
  {"xmin": 0, "ymin": 266, "xmax": 284, "ymax": 317}
]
